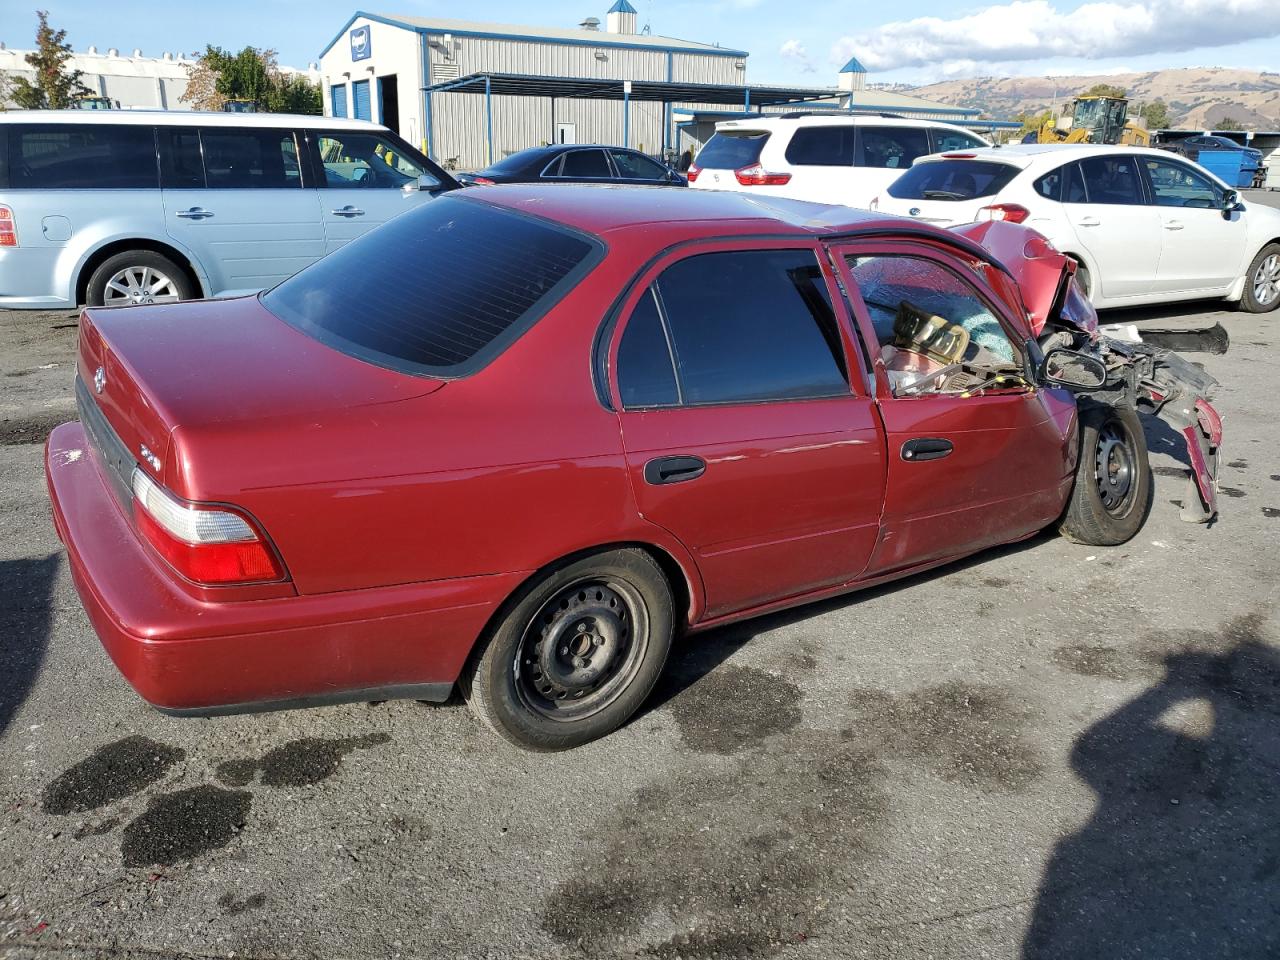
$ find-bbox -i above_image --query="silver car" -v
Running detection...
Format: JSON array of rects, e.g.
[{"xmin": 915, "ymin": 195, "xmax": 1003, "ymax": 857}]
[{"xmin": 0, "ymin": 110, "xmax": 456, "ymax": 310}]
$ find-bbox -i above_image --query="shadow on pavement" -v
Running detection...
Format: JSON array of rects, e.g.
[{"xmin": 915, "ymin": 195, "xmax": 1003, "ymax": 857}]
[
  {"xmin": 1024, "ymin": 625, "xmax": 1280, "ymax": 959},
  {"xmin": 0, "ymin": 554, "xmax": 60, "ymax": 737}
]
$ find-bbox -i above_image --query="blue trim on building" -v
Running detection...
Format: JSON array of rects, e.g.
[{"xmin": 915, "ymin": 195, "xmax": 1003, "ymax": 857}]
[
  {"xmin": 320, "ymin": 10, "xmax": 749, "ymax": 59},
  {"xmin": 839, "ymin": 56, "xmax": 867, "ymax": 74},
  {"xmin": 420, "ymin": 32, "xmax": 433, "ymax": 157},
  {"xmin": 608, "ymin": 0, "xmax": 638, "ymax": 12}
]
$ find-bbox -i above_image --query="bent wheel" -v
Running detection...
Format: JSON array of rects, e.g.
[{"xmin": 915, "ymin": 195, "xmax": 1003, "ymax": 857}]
[{"xmin": 1059, "ymin": 403, "xmax": 1152, "ymax": 546}]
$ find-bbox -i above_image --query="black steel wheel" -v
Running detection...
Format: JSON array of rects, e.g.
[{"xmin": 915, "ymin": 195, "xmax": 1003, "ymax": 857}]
[{"xmin": 1059, "ymin": 403, "xmax": 1152, "ymax": 546}]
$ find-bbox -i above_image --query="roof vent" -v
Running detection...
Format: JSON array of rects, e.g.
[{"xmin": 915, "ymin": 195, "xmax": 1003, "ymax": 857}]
[
  {"xmin": 87, "ymin": 45, "xmax": 97, "ymax": 54},
  {"xmin": 580, "ymin": 16, "xmax": 601, "ymax": 30},
  {"xmin": 107, "ymin": 47, "xmax": 119, "ymax": 57},
  {"xmin": 132, "ymin": 48, "xmax": 142, "ymax": 57},
  {"xmin": 162, "ymin": 51, "xmax": 173, "ymax": 60}
]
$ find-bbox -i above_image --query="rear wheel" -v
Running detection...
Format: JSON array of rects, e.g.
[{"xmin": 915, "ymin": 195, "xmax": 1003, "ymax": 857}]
[
  {"xmin": 460, "ymin": 548, "xmax": 674, "ymax": 751},
  {"xmin": 85, "ymin": 251, "xmax": 194, "ymax": 308},
  {"xmin": 1059, "ymin": 403, "xmax": 1152, "ymax": 546},
  {"xmin": 1240, "ymin": 243, "xmax": 1280, "ymax": 313}
]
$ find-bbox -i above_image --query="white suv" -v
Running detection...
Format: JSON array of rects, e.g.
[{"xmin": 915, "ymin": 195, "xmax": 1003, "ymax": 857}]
[
  {"xmin": 687, "ymin": 114, "xmax": 990, "ymax": 209},
  {"xmin": 873, "ymin": 143, "xmax": 1280, "ymax": 312}
]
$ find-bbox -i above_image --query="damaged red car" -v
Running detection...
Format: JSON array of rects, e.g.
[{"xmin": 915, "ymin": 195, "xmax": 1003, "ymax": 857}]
[{"xmin": 45, "ymin": 186, "xmax": 1223, "ymax": 750}]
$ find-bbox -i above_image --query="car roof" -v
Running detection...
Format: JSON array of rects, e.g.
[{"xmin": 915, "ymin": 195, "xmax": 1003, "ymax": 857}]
[
  {"xmin": 716, "ymin": 114, "xmax": 980, "ymax": 134},
  {"xmin": 0, "ymin": 109, "xmax": 390, "ymax": 132},
  {"xmin": 913, "ymin": 143, "xmax": 1205, "ymax": 168}
]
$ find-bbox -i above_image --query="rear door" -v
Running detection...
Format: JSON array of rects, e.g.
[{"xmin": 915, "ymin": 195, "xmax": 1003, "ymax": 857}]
[
  {"xmin": 689, "ymin": 129, "xmax": 770, "ymax": 190},
  {"xmin": 832, "ymin": 242, "xmax": 1077, "ymax": 573},
  {"xmin": 544, "ymin": 148, "xmax": 615, "ymax": 184},
  {"xmin": 310, "ymin": 128, "xmax": 445, "ymax": 252},
  {"xmin": 1058, "ymin": 154, "xmax": 1161, "ymax": 300},
  {"xmin": 850, "ymin": 125, "xmax": 932, "ymax": 209},
  {"xmin": 1139, "ymin": 154, "xmax": 1247, "ymax": 294},
  {"xmin": 159, "ymin": 125, "xmax": 325, "ymax": 294},
  {"xmin": 606, "ymin": 242, "xmax": 886, "ymax": 618}
]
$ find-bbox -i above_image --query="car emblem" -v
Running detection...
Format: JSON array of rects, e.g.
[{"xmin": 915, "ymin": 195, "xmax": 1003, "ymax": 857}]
[
  {"xmin": 93, "ymin": 366, "xmax": 106, "ymax": 394},
  {"xmin": 909, "ymin": 207, "xmax": 921, "ymax": 217}
]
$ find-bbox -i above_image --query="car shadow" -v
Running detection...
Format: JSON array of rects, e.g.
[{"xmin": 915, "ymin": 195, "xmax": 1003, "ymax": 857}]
[
  {"xmin": 0, "ymin": 554, "xmax": 60, "ymax": 738},
  {"xmin": 1023, "ymin": 628, "xmax": 1280, "ymax": 958},
  {"xmin": 644, "ymin": 529, "xmax": 1056, "ymax": 716}
]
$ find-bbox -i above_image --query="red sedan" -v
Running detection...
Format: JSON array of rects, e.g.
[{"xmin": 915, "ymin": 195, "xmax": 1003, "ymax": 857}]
[{"xmin": 45, "ymin": 186, "xmax": 1223, "ymax": 750}]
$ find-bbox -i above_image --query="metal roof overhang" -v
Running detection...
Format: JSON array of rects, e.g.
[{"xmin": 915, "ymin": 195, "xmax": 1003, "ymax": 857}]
[{"xmin": 423, "ymin": 72, "xmax": 840, "ymax": 107}]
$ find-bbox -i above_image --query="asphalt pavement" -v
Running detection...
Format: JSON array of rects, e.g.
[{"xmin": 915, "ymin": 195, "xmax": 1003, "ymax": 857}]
[{"xmin": 2, "ymin": 246, "xmax": 1279, "ymax": 958}]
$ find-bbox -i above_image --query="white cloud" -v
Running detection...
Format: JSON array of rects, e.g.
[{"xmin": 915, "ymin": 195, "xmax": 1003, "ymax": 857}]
[
  {"xmin": 780, "ymin": 38, "xmax": 817, "ymax": 73},
  {"xmin": 831, "ymin": 0, "xmax": 1280, "ymax": 72}
]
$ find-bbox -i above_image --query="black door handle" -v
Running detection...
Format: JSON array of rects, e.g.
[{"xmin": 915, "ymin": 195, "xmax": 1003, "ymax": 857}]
[
  {"xmin": 901, "ymin": 438, "xmax": 953, "ymax": 462},
  {"xmin": 644, "ymin": 455, "xmax": 707, "ymax": 485}
]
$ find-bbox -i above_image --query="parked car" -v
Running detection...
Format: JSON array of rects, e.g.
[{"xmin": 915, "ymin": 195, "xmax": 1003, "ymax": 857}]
[
  {"xmin": 872, "ymin": 143, "xmax": 1280, "ymax": 313},
  {"xmin": 1162, "ymin": 134, "xmax": 1264, "ymax": 167},
  {"xmin": 46, "ymin": 185, "xmax": 1222, "ymax": 750},
  {"xmin": 0, "ymin": 110, "xmax": 457, "ymax": 310},
  {"xmin": 687, "ymin": 114, "xmax": 990, "ymax": 208},
  {"xmin": 456, "ymin": 145, "xmax": 685, "ymax": 187}
]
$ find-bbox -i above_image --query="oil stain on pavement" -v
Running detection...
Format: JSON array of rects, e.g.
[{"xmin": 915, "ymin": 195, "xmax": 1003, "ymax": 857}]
[
  {"xmin": 41, "ymin": 736, "xmax": 184, "ymax": 815},
  {"xmin": 662, "ymin": 665, "xmax": 802, "ymax": 755},
  {"xmin": 215, "ymin": 732, "xmax": 391, "ymax": 788},
  {"xmin": 120, "ymin": 785, "xmax": 252, "ymax": 867}
]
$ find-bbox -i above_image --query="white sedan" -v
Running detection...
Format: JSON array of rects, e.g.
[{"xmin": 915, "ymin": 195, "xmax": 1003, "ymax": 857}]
[{"xmin": 872, "ymin": 143, "xmax": 1280, "ymax": 313}]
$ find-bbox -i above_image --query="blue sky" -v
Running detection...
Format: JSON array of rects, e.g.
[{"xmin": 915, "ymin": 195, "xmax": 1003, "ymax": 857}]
[{"xmin": 5, "ymin": 0, "xmax": 1279, "ymax": 85}]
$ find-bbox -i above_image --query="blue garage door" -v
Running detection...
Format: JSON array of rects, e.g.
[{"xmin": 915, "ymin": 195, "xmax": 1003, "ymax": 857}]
[
  {"xmin": 330, "ymin": 83, "xmax": 348, "ymax": 118},
  {"xmin": 352, "ymin": 80, "xmax": 371, "ymax": 121}
]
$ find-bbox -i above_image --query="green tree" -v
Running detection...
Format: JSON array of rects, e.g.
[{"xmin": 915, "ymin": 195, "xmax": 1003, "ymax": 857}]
[
  {"xmin": 1137, "ymin": 99, "xmax": 1172, "ymax": 130},
  {"xmin": 10, "ymin": 10, "xmax": 92, "ymax": 109},
  {"xmin": 1080, "ymin": 83, "xmax": 1128, "ymax": 99},
  {"xmin": 1218, "ymin": 116, "xmax": 1243, "ymax": 131},
  {"xmin": 1016, "ymin": 109, "xmax": 1055, "ymax": 136},
  {"xmin": 263, "ymin": 73, "xmax": 322, "ymax": 115},
  {"xmin": 180, "ymin": 44, "xmax": 319, "ymax": 114}
]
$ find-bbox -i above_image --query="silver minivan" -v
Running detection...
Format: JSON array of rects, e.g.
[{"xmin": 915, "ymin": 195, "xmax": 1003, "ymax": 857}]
[{"xmin": 0, "ymin": 110, "xmax": 457, "ymax": 309}]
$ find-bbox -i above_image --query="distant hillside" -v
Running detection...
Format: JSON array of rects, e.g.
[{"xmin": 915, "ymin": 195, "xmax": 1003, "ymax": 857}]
[{"xmin": 908, "ymin": 68, "xmax": 1280, "ymax": 130}]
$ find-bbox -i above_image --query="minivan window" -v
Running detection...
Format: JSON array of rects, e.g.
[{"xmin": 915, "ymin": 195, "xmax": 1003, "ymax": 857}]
[
  {"xmin": 200, "ymin": 129, "xmax": 302, "ymax": 189},
  {"xmin": 652, "ymin": 249, "xmax": 848, "ymax": 405},
  {"xmin": 695, "ymin": 132, "xmax": 770, "ymax": 170},
  {"xmin": 617, "ymin": 289, "xmax": 679, "ymax": 408},
  {"xmin": 858, "ymin": 126, "xmax": 930, "ymax": 169},
  {"xmin": 887, "ymin": 159, "xmax": 1019, "ymax": 200},
  {"xmin": 262, "ymin": 196, "xmax": 601, "ymax": 375},
  {"xmin": 3, "ymin": 124, "xmax": 157, "ymax": 189},
  {"xmin": 784, "ymin": 127, "xmax": 856, "ymax": 166},
  {"xmin": 932, "ymin": 129, "xmax": 987, "ymax": 153},
  {"xmin": 317, "ymin": 131, "xmax": 433, "ymax": 188}
]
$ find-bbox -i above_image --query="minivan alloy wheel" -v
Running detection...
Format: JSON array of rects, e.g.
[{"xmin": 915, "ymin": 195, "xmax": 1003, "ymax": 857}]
[
  {"xmin": 1254, "ymin": 253, "xmax": 1280, "ymax": 307},
  {"xmin": 103, "ymin": 265, "xmax": 182, "ymax": 306}
]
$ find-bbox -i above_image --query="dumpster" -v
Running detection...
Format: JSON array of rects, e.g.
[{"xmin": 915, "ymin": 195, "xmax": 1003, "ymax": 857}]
[{"xmin": 1194, "ymin": 149, "xmax": 1247, "ymax": 187}]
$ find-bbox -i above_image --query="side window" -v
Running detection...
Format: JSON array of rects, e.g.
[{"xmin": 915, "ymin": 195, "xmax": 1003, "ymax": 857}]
[
  {"xmin": 857, "ymin": 126, "xmax": 930, "ymax": 169},
  {"xmin": 159, "ymin": 128, "xmax": 204, "ymax": 188},
  {"xmin": 648, "ymin": 249, "xmax": 848, "ymax": 405},
  {"xmin": 6, "ymin": 123, "xmax": 157, "ymax": 189},
  {"xmin": 617, "ymin": 289, "xmax": 679, "ymax": 408},
  {"xmin": 931, "ymin": 129, "xmax": 985, "ymax": 153},
  {"xmin": 1033, "ymin": 167, "xmax": 1063, "ymax": 201},
  {"xmin": 784, "ymin": 127, "xmax": 856, "ymax": 166},
  {"xmin": 846, "ymin": 254, "xmax": 1021, "ymax": 398},
  {"xmin": 540, "ymin": 155, "xmax": 564, "ymax": 177},
  {"xmin": 317, "ymin": 132, "xmax": 434, "ymax": 189},
  {"xmin": 609, "ymin": 149, "xmax": 668, "ymax": 180},
  {"xmin": 559, "ymin": 150, "xmax": 611, "ymax": 178},
  {"xmin": 1143, "ymin": 158, "xmax": 1220, "ymax": 208},
  {"xmin": 1075, "ymin": 155, "xmax": 1144, "ymax": 205},
  {"xmin": 200, "ymin": 129, "xmax": 302, "ymax": 189}
]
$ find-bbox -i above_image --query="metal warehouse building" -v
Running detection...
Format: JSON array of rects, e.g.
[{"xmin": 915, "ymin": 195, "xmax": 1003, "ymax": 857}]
[{"xmin": 318, "ymin": 7, "xmax": 1000, "ymax": 170}]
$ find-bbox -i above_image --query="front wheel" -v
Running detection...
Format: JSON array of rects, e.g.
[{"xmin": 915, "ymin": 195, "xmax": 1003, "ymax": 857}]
[
  {"xmin": 1059, "ymin": 403, "xmax": 1152, "ymax": 546},
  {"xmin": 1240, "ymin": 243, "xmax": 1280, "ymax": 313},
  {"xmin": 461, "ymin": 548, "xmax": 674, "ymax": 751}
]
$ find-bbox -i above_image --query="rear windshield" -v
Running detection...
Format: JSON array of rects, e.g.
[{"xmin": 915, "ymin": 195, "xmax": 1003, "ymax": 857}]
[
  {"xmin": 696, "ymin": 131, "xmax": 770, "ymax": 170},
  {"xmin": 887, "ymin": 159, "xmax": 1020, "ymax": 201},
  {"xmin": 262, "ymin": 197, "xmax": 602, "ymax": 376},
  {"xmin": 482, "ymin": 148, "xmax": 543, "ymax": 175}
]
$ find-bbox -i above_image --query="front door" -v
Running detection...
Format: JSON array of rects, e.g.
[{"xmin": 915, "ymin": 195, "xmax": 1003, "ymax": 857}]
[
  {"xmin": 310, "ymin": 128, "xmax": 443, "ymax": 252},
  {"xmin": 158, "ymin": 126, "xmax": 325, "ymax": 295},
  {"xmin": 1140, "ymin": 155, "xmax": 1248, "ymax": 294},
  {"xmin": 833, "ymin": 243, "xmax": 1077, "ymax": 574},
  {"xmin": 1060, "ymin": 154, "xmax": 1161, "ymax": 301},
  {"xmin": 607, "ymin": 243, "xmax": 887, "ymax": 618}
]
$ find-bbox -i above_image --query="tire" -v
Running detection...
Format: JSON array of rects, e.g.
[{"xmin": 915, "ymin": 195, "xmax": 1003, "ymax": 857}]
[
  {"xmin": 460, "ymin": 548, "xmax": 674, "ymax": 751},
  {"xmin": 85, "ymin": 251, "xmax": 194, "ymax": 308},
  {"xmin": 1239, "ymin": 243, "xmax": 1280, "ymax": 313},
  {"xmin": 1058, "ymin": 403, "xmax": 1152, "ymax": 546}
]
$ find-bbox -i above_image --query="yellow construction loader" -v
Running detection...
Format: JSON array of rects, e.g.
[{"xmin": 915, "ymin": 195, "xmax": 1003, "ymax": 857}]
[{"xmin": 1030, "ymin": 95, "xmax": 1150, "ymax": 147}]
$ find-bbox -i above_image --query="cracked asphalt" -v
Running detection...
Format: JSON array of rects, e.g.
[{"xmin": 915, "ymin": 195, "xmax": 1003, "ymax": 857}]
[{"xmin": 2, "ymin": 277, "xmax": 1279, "ymax": 958}]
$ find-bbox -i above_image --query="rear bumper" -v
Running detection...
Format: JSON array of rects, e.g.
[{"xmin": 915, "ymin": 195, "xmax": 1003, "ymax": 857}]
[{"xmin": 46, "ymin": 421, "xmax": 525, "ymax": 714}]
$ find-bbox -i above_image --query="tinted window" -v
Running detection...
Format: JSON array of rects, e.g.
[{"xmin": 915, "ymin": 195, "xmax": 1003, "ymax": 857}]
[
  {"xmin": 558, "ymin": 150, "xmax": 611, "ymax": 178},
  {"xmin": 262, "ymin": 197, "xmax": 599, "ymax": 374},
  {"xmin": 317, "ymin": 131, "xmax": 434, "ymax": 189},
  {"xmin": 887, "ymin": 159, "xmax": 1019, "ymax": 200},
  {"xmin": 159, "ymin": 128, "xmax": 204, "ymax": 188},
  {"xmin": 1075, "ymin": 155, "xmax": 1144, "ymax": 205},
  {"xmin": 654, "ymin": 250, "xmax": 847, "ymax": 405},
  {"xmin": 485, "ymin": 148, "xmax": 546, "ymax": 175},
  {"xmin": 695, "ymin": 132, "xmax": 769, "ymax": 170},
  {"xmin": 932, "ymin": 129, "xmax": 987, "ymax": 152},
  {"xmin": 610, "ymin": 149, "xmax": 669, "ymax": 180},
  {"xmin": 1144, "ymin": 158, "xmax": 1220, "ymax": 207},
  {"xmin": 200, "ymin": 129, "xmax": 301, "ymax": 189},
  {"xmin": 858, "ymin": 126, "xmax": 929, "ymax": 169},
  {"xmin": 784, "ymin": 127, "xmax": 856, "ymax": 166},
  {"xmin": 5, "ymin": 123, "xmax": 156, "ymax": 189},
  {"xmin": 617, "ymin": 289, "xmax": 679, "ymax": 408},
  {"xmin": 1033, "ymin": 166, "xmax": 1063, "ymax": 201}
]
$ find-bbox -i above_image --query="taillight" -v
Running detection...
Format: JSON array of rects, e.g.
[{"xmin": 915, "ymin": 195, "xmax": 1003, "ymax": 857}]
[
  {"xmin": 470, "ymin": 176, "xmax": 496, "ymax": 186},
  {"xmin": 942, "ymin": 153, "xmax": 977, "ymax": 159},
  {"xmin": 977, "ymin": 203, "xmax": 1030, "ymax": 224},
  {"xmin": 734, "ymin": 163, "xmax": 791, "ymax": 186},
  {"xmin": 130, "ymin": 468, "xmax": 284, "ymax": 585},
  {"xmin": 686, "ymin": 164, "xmax": 701, "ymax": 182},
  {"xmin": 0, "ymin": 206, "xmax": 16, "ymax": 247}
]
